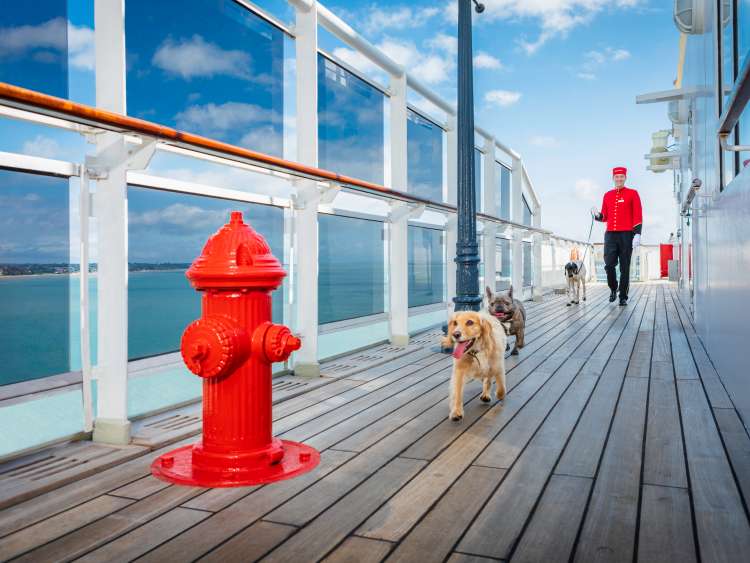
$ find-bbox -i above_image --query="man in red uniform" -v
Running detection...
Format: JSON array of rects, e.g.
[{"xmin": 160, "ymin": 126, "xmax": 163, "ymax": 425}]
[{"xmin": 592, "ymin": 166, "xmax": 642, "ymax": 306}]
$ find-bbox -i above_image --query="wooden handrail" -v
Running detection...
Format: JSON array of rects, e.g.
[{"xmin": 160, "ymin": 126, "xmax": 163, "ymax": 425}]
[{"xmin": 0, "ymin": 81, "xmax": 550, "ymax": 234}]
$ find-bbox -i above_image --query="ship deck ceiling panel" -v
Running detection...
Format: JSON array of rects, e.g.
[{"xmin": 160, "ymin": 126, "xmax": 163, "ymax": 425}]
[{"xmin": 1, "ymin": 283, "xmax": 749, "ymax": 562}]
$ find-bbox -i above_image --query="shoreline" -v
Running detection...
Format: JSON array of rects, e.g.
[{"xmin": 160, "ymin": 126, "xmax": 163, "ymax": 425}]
[{"xmin": 0, "ymin": 269, "xmax": 187, "ymax": 280}]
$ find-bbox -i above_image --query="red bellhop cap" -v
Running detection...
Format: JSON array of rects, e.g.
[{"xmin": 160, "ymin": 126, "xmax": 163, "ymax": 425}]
[{"xmin": 612, "ymin": 166, "xmax": 627, "ymax": 176}]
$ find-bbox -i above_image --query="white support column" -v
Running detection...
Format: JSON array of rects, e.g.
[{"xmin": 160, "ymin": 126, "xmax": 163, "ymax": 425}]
[
  {"xmin": 92, "ymin": 0, "xmax": 129, "ymax": 445},
  {"xmin": 445, "ymin": 116, "xmax": 458, "ymax": 312},
  {"xmin": 388, "ymin": 73, "xmax": 409, "ymax": 345},
  {"xmin": 292, "ymin": 1, "xmax": 320, "ymax": 377},
  {"xmin": 482, "ymin": 136, "xmax": 496, "ymax": 295},
  {"xmin": 532, "ymin": 204, "xmax": 543, "ymax": 300},
  {"xmin": 511, "ymin": 156, "xmax": 524, "ymax": 294}
]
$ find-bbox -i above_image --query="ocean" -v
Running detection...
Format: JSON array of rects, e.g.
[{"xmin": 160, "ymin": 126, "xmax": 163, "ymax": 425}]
[{"xmin": 0, "ymin": 268, "xmax": 383, "ymax": 386}]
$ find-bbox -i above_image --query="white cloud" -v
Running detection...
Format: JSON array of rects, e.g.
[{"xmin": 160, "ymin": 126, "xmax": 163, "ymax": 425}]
[
  {"xmin": 363, "ymin": 6, "xmax": 440, "ymax": 33},
  {"xmin": 333, "ymin": 37, "xmax": 455, "ymax": 85},
  {"xmin": 0, "ymin": 18, "xmax": 66, "ymax": 54},
  {"xmin": 530, "ymin": 135, "xmax": 559, "ymax": 148},
  {"xmin": 611, "ymin": 48, "xmax": 631, "ymax": 61},
  {"xmin": 577, "ymin": 47, "xmax": 631, "ymax": 80},
  {"xmin": 67, "ymin": 23, "xmax": 94, "ymax": 71},
  {"xmin": 0, "ymin": 18, "xmax": 94, "ymax": 71},
  {"xmin": 428, "ymin": 33, "xmax": 458, "ymax": 55},
  {"xmin": 485, "ymin": 90, "xmax": 521, "ymax": 107},
  {"xmin": 574, "ymin": 178, "xmax": 601, "ymax": 203},
  {"xmin": 445, "ymin": 0, "xmax": 642, "ymax": 54},
  {"xmin": 174, "ymin": 102, "xmax": 276, "ymax": 141},
  {"xmin": 152, "ymin": 35, "xmax": 252, "ymax": 80},
  {"xmin": 22, "ymin": 135, "xmax": 63, "ymax": 159},
  {"xmin": 474, "ymin": 51, "xmax": 502, "ymax": 70}
]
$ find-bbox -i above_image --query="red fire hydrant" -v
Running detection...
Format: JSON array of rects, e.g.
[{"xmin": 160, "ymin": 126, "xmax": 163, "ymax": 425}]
[{"xmin": 151, "ymin": 211, "xmax": 320, "ymax": 487}]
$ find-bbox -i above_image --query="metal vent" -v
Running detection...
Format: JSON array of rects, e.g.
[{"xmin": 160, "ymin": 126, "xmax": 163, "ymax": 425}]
[
  {"xmin": 0, "ymin": 454, "xmax": 88, "ymax": 482},
  {"xmin": 272, "ymin": 380, "xmax": 309, "ymax": 392},
  {"xmin": 143, "ymin": 414, "xmax": 201, "ymax": 432},
  {"xmin": 321, "ymin": 363, "xmax": 358, "ymax": 374},
  {"xmin": 348, "ymin": 354, "xmax": 383, "ymax": 363}
]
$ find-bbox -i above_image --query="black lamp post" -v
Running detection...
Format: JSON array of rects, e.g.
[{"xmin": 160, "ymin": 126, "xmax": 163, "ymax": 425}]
[{"xmin": 453, "ymin": 0, "xmax": 484, "ymax": 312}]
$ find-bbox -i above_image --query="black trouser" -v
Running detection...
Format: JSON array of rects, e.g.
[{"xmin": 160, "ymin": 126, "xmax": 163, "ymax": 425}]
[{"xmin": 604, "ymin": 231, "xmax": 633, "ymax": 299}]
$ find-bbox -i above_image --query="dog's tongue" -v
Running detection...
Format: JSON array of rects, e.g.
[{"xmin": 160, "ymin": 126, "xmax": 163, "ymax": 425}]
[{"xmin": 453, "ymin": 340, "xmax": 471, "ymax": 359}]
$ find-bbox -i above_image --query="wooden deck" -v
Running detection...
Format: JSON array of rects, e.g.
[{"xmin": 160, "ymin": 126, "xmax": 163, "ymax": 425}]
[{"xmin": 1, "ymin": 282, "xmax": 749, "ymax": 562}]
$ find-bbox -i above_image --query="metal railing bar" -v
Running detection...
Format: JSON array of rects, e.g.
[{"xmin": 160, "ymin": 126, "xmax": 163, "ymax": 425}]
[
  {"xmin": 718, "ymin": 49, "xmax": 750, "ymax": 136},
  {"xmin": 0, "ymin": 81, "xmax": 549, "ymax": 234}
]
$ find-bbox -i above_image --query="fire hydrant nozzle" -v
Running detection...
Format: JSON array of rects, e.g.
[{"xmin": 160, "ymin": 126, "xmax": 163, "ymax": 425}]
[{"xmin": 151, "ymin": 211, "xmax": 319, "ymax": 488}]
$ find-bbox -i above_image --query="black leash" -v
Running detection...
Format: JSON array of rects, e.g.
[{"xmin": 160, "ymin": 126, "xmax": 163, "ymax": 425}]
[{"xmin": 579, "ymin": 215, "xmax": 595, "ymax": 266}]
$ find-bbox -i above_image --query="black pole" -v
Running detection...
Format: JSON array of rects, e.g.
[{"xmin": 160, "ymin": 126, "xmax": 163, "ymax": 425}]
[{"xmin": 454, "ymin": 0, "xmax": 483, "ymax": 312}]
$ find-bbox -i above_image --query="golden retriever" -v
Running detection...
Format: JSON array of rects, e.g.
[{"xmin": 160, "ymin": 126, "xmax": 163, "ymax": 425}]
[{"xmin": 442, "ymin": 311, "xmax": 507, "ymax": 421}]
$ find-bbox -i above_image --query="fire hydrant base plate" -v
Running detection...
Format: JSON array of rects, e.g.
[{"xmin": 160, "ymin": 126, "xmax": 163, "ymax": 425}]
[{"xmin": 150, "ymin": 440, "xmax": 320, "ymax": 488}]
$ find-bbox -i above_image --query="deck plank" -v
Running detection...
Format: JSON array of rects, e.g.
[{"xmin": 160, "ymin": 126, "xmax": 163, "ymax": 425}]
[
  {"xmin": 133, "ymin": 449, "xmax": 354, "ymax": 563},
  {"xmin": 1, "ymin": 283, "xmax": 748, "ymax": 563},
  {"xmin": 357, "ymin": 294, "xmax": 633, "ymax": 543},
  {"xmin": 668, "ymin": 288, "xmax": 733, "ymax": 408},
  {"xmin": 12, "ymin": 485, "xmax": 206, "ymax": 563},
  {"xmin": 402, "ymin": 295, "xmax": 615, "ymax": 462},
  {"xmin": 322, "ymin": 536, "xmax": 394, "ymax": 563},
  {"xmin": 458, "ymin": 375, "xmax": 597, "ymax": 559},
  {"xmin": 643, "ymin": 378, "xmax": 688, "ymax": 488},
  {"xmin": 677, "ymin": 378, "xmax": 750, "ymax": 562},
  {"xmin": 511, "ymin": 475, "xmax": 593, "ymax": 563},
  {"xmin": 385, "ymin": 466, "xmax": 506, "ymax": 563},
  {"xmin": 713, "ymin": 408, "xmax": 750, "ymax": 509},
  {"xmin": 573, "ymin": 377, "xmax": 649, "ymax": 563},
  {"xmin": 0, "ymin": 494, "xmax": 134, "ymax": 561},
  {"xmin": 197, "ymin": 521, "xmax": 297, "ymax": 563},
  {"xmin": 260, "ymin": 457, "xmax": 427, "ymax": 562},
  {"xmin": 637, "ymin": 484, "xmax": 697, "ymax": 563},
  {"xmin": 74, "ymin": 506, "xmax": 210, "ymax": 563}
]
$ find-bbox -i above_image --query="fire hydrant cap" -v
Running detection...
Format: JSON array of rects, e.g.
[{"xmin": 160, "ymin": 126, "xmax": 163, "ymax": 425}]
[{"xmin": 186, "ymin": 211, "xmax": 286, "ymax": 289}]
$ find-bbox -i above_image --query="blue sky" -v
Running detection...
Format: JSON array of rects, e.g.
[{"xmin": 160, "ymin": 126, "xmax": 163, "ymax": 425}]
[
  {"xmin": 318, "ymin": 0, "xmax": 681, "ymax": 242},
  {"xmin": 0, "ymin": 0, "xmax": 680, "ymax": 267}
]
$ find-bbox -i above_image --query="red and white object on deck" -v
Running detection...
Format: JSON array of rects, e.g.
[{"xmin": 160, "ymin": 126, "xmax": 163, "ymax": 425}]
[{"xmin": 151, "ymin": 211, "xmax": 319, "ymax": 487}]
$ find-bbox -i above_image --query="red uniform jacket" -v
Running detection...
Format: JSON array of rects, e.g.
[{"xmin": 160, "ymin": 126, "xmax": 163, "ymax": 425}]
[{"xmin": 597, "ymin": 187, "xmax": 642, "ymax": 233}]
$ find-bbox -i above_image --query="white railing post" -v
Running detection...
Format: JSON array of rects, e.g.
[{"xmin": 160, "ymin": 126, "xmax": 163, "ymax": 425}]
[
  {"xmin": 445, "ymin": 116, "xmax": 458, "ymax": 312},
  {"xmin": 511, "ymin": 156, "xmax": 524, "ymax": 293},
  {"xmin": 532, "ymin": 203, "xmax": 543, "ymax": 300},
  {"xmin": 92, "ymin": 0, "xmax": 130, "ymax": 444},
  {"xmin": 388, "ymin": 73, "xmax": 409, "ymax": 345},
  {"xmin": 482, "ymin": 136, "xmax": 496, "ymax": 295},
  {"xmin": 292, "ymin": 0, "xmax": 320, "ymax": 376}
]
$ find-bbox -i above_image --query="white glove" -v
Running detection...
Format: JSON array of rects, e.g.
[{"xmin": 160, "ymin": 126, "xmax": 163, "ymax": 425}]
[
  {"xmin": 590, "ymin": 206, "xmax": 598, "ymax": 219},
  {"xmin": 632, "ymin": 234, "xmax": 641, "ymax": 250}
]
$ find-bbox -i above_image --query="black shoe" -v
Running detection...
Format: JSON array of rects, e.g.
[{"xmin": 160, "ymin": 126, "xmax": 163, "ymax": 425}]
[
  {"xmin": 609, "ymin": 290, "xmax": 617, "ymax": 302},
  {"xmin": 619, "ymin": 298, "xmax": 627, "ymax": 306}
]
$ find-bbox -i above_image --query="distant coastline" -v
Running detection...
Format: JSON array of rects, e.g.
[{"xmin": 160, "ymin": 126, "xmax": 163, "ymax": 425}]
[{"xmin": 0, "ymin": 263, "xmax": 191, "ymax": 278}]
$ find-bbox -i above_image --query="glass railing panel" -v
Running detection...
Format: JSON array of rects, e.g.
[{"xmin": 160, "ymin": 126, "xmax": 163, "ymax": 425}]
[
  {"xmin": 318, "ymin": 214, "xmax": 386, "ymax": 324},
  {"xmin": 318, "ymin": 55, "xmax": 385, "ymax": 184},
  {"xmin": 407, "ymin": 109, "xmax": 444, "ymax": 201},
  {"xmin": 496, "ymin": 162, "xmax": 511, "ymax": 221},
  {"xmin": 522, "ymin": 195, "xmax": 533, "ymax": 226},
  {"xmin": 408, "ymin": 225, "xmax": 445, "ymax": 307},
  {"xmin": 127, "ymin": 186, "xmax": 284, "ymax": 360},
  {"xmin": 125, "ymin": 0, "xmax": 285, "ymax": 157},
  {"xmin": 523, "ymin": 241, "xmax": 533, "ymax": 287},
  {"xmin": 0, "ymin": 170, "xmax": 72, "ymax": 385},
  {"xmin": 0, "ymin": 1, "xmax": 69, "ymax": 98},
  {"xmin": 495, "ymin": 237, "xmax": 511, "ymax": 291}
]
